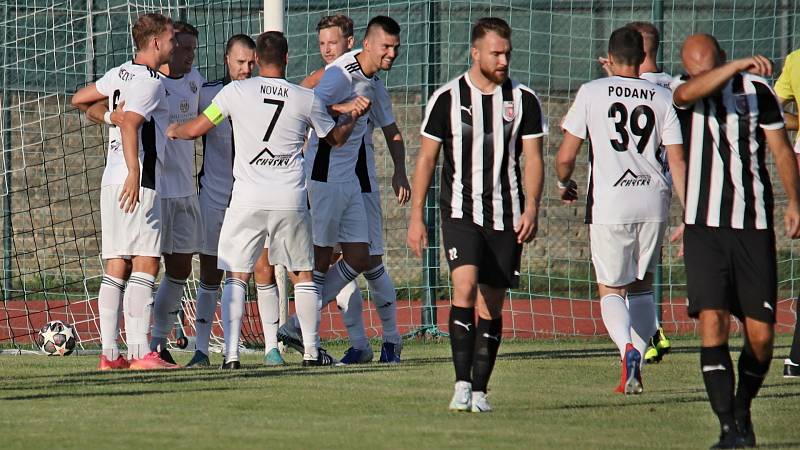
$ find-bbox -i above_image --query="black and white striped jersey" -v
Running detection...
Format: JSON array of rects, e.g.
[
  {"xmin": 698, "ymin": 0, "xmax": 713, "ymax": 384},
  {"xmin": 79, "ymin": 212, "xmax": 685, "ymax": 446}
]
[
  {"xmin": 421, "ymin": 73, "xmax": 547, "ymax": 231},
  {"xmin": 672, "ymin": 73, "xmax": 785, "ymax": 230}
]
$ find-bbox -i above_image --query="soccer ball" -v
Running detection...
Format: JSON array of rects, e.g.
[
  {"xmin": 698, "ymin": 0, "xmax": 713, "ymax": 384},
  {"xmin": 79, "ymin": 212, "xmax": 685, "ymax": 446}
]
[{"xmin": 36, "ymin": 320, "xmax": 77, "ymax": 356}]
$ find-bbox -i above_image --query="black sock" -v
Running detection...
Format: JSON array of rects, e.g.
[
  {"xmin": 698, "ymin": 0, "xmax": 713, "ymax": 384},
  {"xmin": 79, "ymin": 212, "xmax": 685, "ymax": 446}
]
[
  {"xmin": 472, "ymin": 317, "xmax": 502, "ymax": 393},
  {"xmin": 735, "ymin": 349, "xmax": 770, "ymax": 421},
  {"xmin": 791, "ymin": 300, "xmax": 800, "ymax": 363},
  {"xmin": 700, "ymin": 345, "xmax": 736, "ymax": 431},
  {"xmin": 448, "ymin": 306, "xmax": 475, "ymax": 383}
]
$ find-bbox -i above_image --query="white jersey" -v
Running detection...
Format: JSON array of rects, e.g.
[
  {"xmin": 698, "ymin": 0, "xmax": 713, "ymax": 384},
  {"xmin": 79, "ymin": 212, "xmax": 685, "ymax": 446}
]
[
  {"xmin": 159, "ymin": 67, "xmax": 205, "ymax": 198},
  {"xmin": 640, "ymin": 71, "xmax": 674, "ymax": 90},
  {"xmin": 206, "ymin": 77, "xmax": 336, "ymax": 210},
  {"xmin": 306, "ymin": 49, "xmax": 374, "ymax": 183},
  {"xmin": 198, "ymin": 80, "xmax": 233, "ymax": 209},
  {"xmin": 95, "ymin": 60, "xmax": 170, "ymax": 191},
  {"xmin": 358, "ymin": 76, "xmax": 395, "ymax": 192},
  {"xmin": 561, "ymin": 76, "xmax": 682, "ymax": 224}
]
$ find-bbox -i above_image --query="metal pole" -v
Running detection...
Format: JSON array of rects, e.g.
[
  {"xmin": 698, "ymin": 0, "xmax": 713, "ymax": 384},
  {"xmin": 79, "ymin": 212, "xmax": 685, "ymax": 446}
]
[
  {"xmin": 420, "ymin": 0, "xmax": 442, "ymax": 336},
  {"xmin": 262, "ymin": 0, "xmax": 290, "ymax": 342},
  {"xmin": 652, "ymin": 0, "xmax": 664, "ymax": 323},
  {"xmin": 2, "ymin": 0, "xmax": 12, "ymax": 300}
]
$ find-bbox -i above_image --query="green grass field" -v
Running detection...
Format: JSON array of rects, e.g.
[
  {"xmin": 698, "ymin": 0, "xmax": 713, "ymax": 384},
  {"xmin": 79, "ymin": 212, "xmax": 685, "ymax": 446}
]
[{"xmin": 1, "ymin": 337, "xmax": 799, "ymax": 450}]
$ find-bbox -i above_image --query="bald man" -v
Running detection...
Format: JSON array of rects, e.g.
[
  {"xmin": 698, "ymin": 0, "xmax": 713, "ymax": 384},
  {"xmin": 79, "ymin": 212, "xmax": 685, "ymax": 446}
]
[{"xmin": 672, "ymin": 34, "xmax": 800, "ymax": 449}]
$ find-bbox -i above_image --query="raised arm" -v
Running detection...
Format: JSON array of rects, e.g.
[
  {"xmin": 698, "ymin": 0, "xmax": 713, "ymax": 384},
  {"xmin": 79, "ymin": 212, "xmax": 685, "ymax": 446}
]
[
  {"xmin": 71, "ymin": 83, "xmax": 106, "ymax": 112},
  {"xmin": 674, "ymin": 56, "xmax": 772, "ymax": 107}
]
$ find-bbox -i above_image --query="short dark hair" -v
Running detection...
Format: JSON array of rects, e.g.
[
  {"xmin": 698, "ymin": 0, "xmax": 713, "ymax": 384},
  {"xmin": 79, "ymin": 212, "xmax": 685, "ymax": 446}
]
[
  {"xmin": 365, "ymin": 15, "xmax": 400, "ymax": 37},
  {"xmin": 173, "ymin": 21, "xmax": 198, "ymax": 38},
  {"xmin": 131, "ymin": 13, "xmax": 172, "ymax": 51},
  {"xmin": 316, "ymin": 15, "xmax": 353, "ymax": 38},
  {"xmin": 226, "ymin": 34, "xmax": 256, "ymax": 55},
  {"xmin": 626, "ymin": 21, "xmax": 659, "ymax": 55},
  {"xmin": 256, "ymin": 31, "xmax": 288, "ymax": 67},
  {"xmin": 608, "ymin": 26, "xmax": 645, "ymax": 67},
  {"xmin": 471, "ymin": 17, "xmax": 511, "ymax": 44}
]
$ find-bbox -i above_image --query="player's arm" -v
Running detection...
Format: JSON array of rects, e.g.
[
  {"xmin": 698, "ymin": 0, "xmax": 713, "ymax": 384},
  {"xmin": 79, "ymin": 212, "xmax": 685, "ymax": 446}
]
[
  {"xmin": 554, "ymin": 132, "xmax": 583, "ymax": 204},
  {"xmin": 321, "ymin": 113, "xmax": 359, "ymax": 147},
  {"xmin": 300, "ymin": 67, "xmax": 325, "ymax": 89},
  {"xmin": 310, "ymin": 93, "xmax": 367, "ymax": 148},
  {"xmin": 517, "ymin": 136, "xmax": 544, "ymax": 243},
  {"xmin": 85, "ymin": 99, "xmax": 126, "ymax": 126},
  {"xmin": 666, "ymin": 144, "xmax": 687, "ymax": 209},
  {"xmin": 70, "ymin": 83, "xmax": 106, "ymax": 112},
  {"xmin": 168, "ymin": 112, "xmax": 216, "ymax": 140},
  {"xmin": 118, "ymin": 111, "xmax": 146, "ymax": 213},
  {"xmin": 381, "ymin": 122, "xmax": 411, "ymax": 204},
  {"xmin": 673, "ymin": 55, "xmax": 773, "ymax": 107},
  {"xmin": 407, "ymin": 136, "xmax": 441, "ymax": 258},
  {"xmin": 765, "ymin": 127, "xmax": 800, "ymax": 238}
]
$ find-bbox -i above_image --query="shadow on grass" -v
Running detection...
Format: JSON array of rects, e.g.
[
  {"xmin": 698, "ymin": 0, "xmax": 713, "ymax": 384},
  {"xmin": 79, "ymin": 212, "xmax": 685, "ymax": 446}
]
[
  {"xmin": 0, "ymin": 363, "xmax": 401, "ymax": 399},
  {"xmin": 543, "ymin": 389, "xmax": 800, "ymax": 411}
]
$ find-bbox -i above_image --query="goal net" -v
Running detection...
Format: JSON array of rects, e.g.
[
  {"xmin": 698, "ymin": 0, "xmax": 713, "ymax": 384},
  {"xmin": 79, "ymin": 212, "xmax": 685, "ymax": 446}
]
[{"xmin": 2, "ymin": 0, "xmax": 798, "ymax": 352}]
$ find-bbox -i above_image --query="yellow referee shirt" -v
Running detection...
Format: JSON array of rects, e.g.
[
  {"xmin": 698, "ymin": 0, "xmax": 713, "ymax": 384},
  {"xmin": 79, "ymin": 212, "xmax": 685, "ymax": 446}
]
[{"xmin": 775, "ymin": 49, "xmax": 800, "ymax": 150}]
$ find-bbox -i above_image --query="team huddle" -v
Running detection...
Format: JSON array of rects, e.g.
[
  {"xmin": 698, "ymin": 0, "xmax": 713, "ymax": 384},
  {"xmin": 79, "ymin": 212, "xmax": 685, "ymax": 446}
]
[{"xmin": 70, "ymin": 11, "xmax": 800, "ymax": 448}]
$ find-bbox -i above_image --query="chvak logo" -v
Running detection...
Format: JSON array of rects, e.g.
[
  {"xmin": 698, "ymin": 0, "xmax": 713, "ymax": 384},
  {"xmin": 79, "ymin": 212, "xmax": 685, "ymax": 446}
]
[
  {"xmin": 613, "ymin": 169, "xmax": 651, "ymax": 187},
  {"xmin": 249, "ymin": 147, "xmax": 291, "ymax": 167}
]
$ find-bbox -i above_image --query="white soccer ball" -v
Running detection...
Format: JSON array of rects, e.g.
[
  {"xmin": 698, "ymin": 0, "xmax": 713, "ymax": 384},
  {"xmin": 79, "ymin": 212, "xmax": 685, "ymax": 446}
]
[{"xmin": 36, "ymin": 320, "xmax": 77, "ymax": 356}]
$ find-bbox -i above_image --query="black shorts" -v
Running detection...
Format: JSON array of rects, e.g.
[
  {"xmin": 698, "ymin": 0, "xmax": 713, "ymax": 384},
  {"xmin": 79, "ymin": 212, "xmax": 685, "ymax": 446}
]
[
  {"xmin": 683, "ymin": 224, "xmax": 776, "ymax": 323},
  {"xmin": 441, "ymin": 218, "xmax": 522, "ymax": 289}
]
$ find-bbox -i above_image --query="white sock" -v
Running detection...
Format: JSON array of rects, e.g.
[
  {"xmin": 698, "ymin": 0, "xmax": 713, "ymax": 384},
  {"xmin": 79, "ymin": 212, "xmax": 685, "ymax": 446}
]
[
  {"xmin": 365, "ymin": 264, "xmax": 400, "ymax": 344},
  {"xmin": 150, "ymin": 274, "xmax": 187, "ymax": 351},
  {"xmin": 294, "ymin": 282, "xmax": 320, "ymax": 359},
  {"xmin": 336, "ymin": 280, "xmax": 368, "ymax": 350},
  {"xmin": 221, "ymin": 278, "xmax": 247, "ymax": 362},
  {"xmin": 600, "ymin": 293, "xmax": 631, "ymax": 359},
  {"xmin": 321, "ymin": 260, "xmax": 359, "ymax": 307},
  {"xmin": 99, "ymin": 274, "xmax": 125, "ymax": 360},
  {"xmin": 313, "ymin": 270, "xmax": 327, "ymax": 309},
  {"xmin": 123, "ymin": 272, "xmax": 155, "ymax": 359},
  {"xmin": 194, "ymin": 282, "xmax": 219, "ymax": 356},
  {"xmin": 628, "ymin": 291, "xmax": 658, "ymax": 360},
  {"xmin": 257, "ymin": 283, "xmax": 279, "ymax": 353}
]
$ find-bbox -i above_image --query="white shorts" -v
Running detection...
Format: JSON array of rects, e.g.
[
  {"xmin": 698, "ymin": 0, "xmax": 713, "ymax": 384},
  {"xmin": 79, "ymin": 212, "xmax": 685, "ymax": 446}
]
[
  {"xmin": 589, "ymin": 222, "xmax": 666, "ymax": 287},
  {"xmin": 217, "ymin": 207, "xmax": 314, "ymax": 273},
  {"xmin": 363, "ymin": 190, "xmax": 384, "ymax": 256},
  {"xmin": 160, "ymin": 195, "xmax": 203, "ymax": 254},
  {"xmin": 100, "ymin": 184, "xmax": 161, "ymax": 259},
  {"xmin": 307, "ymin": 180, "xmax": 369, "ymax": 247},
  {"xmin": 198, "ymin": 193, "xmax": 226, "ymax": 256}
]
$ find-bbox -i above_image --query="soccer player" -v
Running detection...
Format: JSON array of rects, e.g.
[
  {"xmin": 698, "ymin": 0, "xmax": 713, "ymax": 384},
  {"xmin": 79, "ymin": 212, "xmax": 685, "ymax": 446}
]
[
  {"xmin": 672, "ymin": 34, "xmax": 800, "ymax": 447},
  {"xmin": 186, "ymin": 34, "xmax": 256, "ymax": 368},
  {"xmin": 773, "ymin": 48, "xmax": 800, "ymax": 378},
  {"xmin": 299, "ymin": 16, "xmax": 403, "ymax": 361},
  {"xmin": 70, "ymin": 13, "xmax": 178, "ymax": 370},
  {"xmin": 167, "ymin": 31, "xmax": 369, "ymax": 368},
  {"xmin": 555, "ymin": 27, "xmax": 685, "ymax": 395},
  {"xmin": 282, "ymin": 15, "xmax": 410, "ymax": 364},
  {"xmin": 148, "ymin": 21, "xmax": 206, "ymax": 364},
  {"xmin": 407, "ymin": 17, "xmax": 545, "ymax": 412}
]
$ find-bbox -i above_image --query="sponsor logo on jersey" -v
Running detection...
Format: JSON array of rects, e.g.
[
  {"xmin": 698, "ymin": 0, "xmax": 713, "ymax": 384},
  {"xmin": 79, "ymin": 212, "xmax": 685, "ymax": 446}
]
[
  {"xmin": 613, "ymin": 169, "xmax": 651, "ymax": 187},
  {"xmin": 179, "ymin": 99, "xmax": 190, "ymax": 113},
  {"xmin": 109, "ymin": 139, "xmax": 122, "ymax": 153},
  {"xmin": 249, "ymin": 148, "xmax": 292, "ymax": 167}
]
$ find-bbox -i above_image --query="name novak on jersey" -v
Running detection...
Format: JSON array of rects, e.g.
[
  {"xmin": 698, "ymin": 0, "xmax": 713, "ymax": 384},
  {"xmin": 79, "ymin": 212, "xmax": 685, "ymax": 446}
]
[
  {"xmin": 561, "ymin": 76, "xmax": 682, "ymax": 224},
  {"xmin": 205, "ymin": 77, "xmax": 336, "ymax": 210},
  {"xmin": 95, "ymin": 60, "xmax": 170, "ymax": 192}
]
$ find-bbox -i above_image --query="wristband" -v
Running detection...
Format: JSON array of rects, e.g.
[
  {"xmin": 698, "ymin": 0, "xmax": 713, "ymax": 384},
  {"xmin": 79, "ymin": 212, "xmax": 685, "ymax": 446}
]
[{"xmin": 103, "ymin": 111, "xmax": 113, "ymax": 125}]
